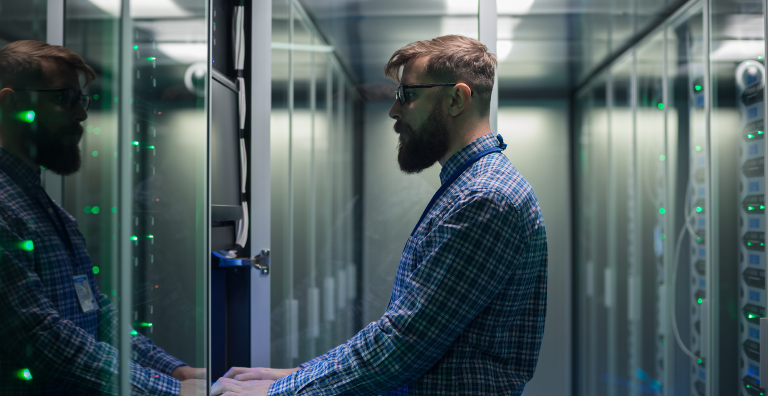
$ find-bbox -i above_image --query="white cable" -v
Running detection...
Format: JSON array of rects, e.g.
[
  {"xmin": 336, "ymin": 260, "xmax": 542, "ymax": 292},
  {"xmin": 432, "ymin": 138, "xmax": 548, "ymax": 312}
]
[
  {"xmin": 233, "ymin": 6, "xmax": 245, "ymax": 70},
  {"xmin": 233, "ymin": 5, "xmax": 248, "ymax": 248},
  {"xmin": 670, "ymin": 180, "xmax": 702, "ymax": 362},
  {"xmin": 235, "ymin": 137, "xmax": 248, "ymax": 247},
  {"xmin": 238, "ymin": 78, "xmax": 246, "ymax": 130}
]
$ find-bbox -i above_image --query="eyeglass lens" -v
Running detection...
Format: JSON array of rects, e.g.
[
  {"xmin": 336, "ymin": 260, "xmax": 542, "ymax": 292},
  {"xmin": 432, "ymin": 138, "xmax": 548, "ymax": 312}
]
[
  {"xmin": 396, "ymin": 86, "xmax": 405, "ymax": 104},
  {"xmin": 62, "ymin": 89, "xmax": 90, "ymax": 111}
]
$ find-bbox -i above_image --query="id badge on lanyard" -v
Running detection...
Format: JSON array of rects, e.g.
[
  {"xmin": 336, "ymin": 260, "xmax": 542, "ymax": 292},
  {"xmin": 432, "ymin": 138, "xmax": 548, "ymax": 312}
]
[{"xmin": 73, "ymin": 274, "xmax": 98, "ymax": 312}]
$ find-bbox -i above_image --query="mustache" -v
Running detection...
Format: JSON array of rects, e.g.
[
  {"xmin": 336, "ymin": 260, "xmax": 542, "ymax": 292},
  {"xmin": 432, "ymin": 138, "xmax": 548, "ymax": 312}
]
[{"xmin": 393, "ymin": 120, "xmax": 410, "ymax": 134}]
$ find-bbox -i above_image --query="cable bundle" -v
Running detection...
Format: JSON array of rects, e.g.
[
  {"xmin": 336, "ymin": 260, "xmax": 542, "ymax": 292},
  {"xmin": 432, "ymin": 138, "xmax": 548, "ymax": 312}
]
[{"xmin": 233, "ymin": 5, "xmax": 248, "ymax": 248}]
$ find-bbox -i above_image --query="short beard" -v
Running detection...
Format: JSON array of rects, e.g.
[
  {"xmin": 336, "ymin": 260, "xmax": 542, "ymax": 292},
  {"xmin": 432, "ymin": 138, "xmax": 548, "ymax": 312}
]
[
  {"xmin": 395, "ymin": 103, "xmax": 450, "ymax": 174},
  {"xmin": 23, "ymin": 123, "xmax": 83, "ymax": 176}
]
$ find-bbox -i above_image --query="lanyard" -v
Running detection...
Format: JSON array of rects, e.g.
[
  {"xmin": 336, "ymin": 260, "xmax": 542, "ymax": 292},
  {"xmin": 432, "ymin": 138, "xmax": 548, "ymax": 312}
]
[
  {"xmin": 0, "ymin": 161, "xmax": 79, "ymax": 272},
  {"xmin": 410, "ymin": 134, "xmax": 507, "ymax": 237}
]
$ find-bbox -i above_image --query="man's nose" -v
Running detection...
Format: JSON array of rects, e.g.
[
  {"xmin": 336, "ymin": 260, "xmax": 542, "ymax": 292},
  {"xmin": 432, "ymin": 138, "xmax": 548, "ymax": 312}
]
[
  {"xmin": 73, "ymin": 103, "xmax": 88, "ymax": 123},
  {"xmin": 389, "ymin": 101, "xmax": 401, "ymax": 120}
]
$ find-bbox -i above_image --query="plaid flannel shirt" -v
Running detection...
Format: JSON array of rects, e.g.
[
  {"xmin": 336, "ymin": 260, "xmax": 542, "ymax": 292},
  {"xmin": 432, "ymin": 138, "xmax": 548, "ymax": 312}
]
[
  {"xmin": 0, "ymin": 147, "xmax": 186, "ymax": 395},
  {"xmin": 269, "ymin": 133, "xmax": 548, "ymax": 395}
]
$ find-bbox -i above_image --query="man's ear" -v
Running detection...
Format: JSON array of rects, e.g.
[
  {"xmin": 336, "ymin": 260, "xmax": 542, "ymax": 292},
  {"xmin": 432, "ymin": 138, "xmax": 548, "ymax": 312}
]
[
  {"xmin": 0, "ymin": 88, "xmax": 19, "ymax": 113},
  {"xmin": 447, "ymin": 83, "xmax": 472, "ymax": 117}
]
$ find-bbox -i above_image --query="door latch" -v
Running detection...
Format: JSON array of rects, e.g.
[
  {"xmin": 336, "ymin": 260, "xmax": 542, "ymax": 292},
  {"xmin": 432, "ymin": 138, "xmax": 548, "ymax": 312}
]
[{"xmin": 253, "ymin": 249, "xmax": 270, "ymax": 275}]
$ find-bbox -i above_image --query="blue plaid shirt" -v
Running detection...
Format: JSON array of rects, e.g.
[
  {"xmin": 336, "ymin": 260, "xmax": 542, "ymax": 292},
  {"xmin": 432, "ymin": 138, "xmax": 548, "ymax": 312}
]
[
  {"xmin": 0, "ymin": 147, "xmax": 186, "ymax": 395},
  {"xmin": 269, "ymin": 134, "xmax": 548, "ymax": 395}
]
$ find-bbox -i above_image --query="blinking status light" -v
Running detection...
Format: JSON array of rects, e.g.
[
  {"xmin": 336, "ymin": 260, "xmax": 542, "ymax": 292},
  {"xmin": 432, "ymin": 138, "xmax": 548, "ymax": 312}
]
[
  {"xmin": 17, "ymin": 368, "xmax": 32, "ymax": 380},
  {"xmin": 20, "ymin": 240, "xmax": 33, "ymax": 251},
  {"xmin": 16, "ymin": 111, "xmax": 35, "ymax": 123}
]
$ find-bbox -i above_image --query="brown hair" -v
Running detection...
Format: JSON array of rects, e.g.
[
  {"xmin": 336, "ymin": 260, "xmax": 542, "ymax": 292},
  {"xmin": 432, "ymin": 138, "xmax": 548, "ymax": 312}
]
[
  {"xmin": 0, "ymin": 40, "xmax": 96, "ymax": 89},
  {"xmin": 384, "ymin": 35, "xmax": 497, "ymax": 115}
]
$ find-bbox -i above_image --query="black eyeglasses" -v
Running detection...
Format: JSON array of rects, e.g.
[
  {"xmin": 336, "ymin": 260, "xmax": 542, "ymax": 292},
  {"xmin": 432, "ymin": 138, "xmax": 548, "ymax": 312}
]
[
  {"xmin": 13, "ymin": 88, "xmax": 91, "ymax": 112},
  {"xmin": 395, "ymin": 83, "xmax": 475, "ymax": 105}
]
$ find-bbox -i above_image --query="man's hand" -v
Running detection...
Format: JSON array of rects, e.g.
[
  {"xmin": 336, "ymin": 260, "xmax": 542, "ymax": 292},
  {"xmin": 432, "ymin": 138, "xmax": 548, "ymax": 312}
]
[
  {"xmin": 223, "ymin": 367, "xmax": 300, "ymax": 381},
  {"xmin": 211, "ymin": 378, "xmax": 274, "ymax": 396},
  {"xmin": 172, "ymin": 366, "xmax": 207, "ymax": 381},
  {"xmin": 179, "ymin": 379, "xmax": 207, "ymax": 396}
]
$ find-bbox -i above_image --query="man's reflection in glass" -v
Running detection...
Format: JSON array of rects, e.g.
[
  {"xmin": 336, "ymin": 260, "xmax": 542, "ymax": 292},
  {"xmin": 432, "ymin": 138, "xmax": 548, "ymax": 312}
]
[{"xmin": 0, "ymin": 40, "xmax": 205, "ymax": 396}]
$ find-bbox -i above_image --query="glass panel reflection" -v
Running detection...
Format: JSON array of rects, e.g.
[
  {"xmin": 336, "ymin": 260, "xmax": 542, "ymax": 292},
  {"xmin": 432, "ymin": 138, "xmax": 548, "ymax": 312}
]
[
  {"xmin": 634, "ymin": 31, "xmax": 667, "ymax": 395},
  {"xmin": 65, "ymin": 0, "xmax": 209, "ymax": 390}
]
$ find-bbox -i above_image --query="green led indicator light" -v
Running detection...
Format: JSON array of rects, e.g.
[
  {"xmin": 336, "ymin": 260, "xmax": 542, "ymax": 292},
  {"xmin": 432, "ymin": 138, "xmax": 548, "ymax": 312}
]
[
  {"xmin": 696, "ymin": 206, "xmax": 703, "ymax": 213},
  {"xmin": 92, "ymin": 266, "xmax": 99, "ymax": 274},
  {"xmin": 747, "ymin": 384, "xmax": 751, "ymax": 388},
  {"xmin": 760, "ymin": 131, "xmax": 765, "ymax": 135},
  {"xmin": 114, "ymin": 97, "xmax": 118, "ymax": 103},
  {"xmin": 131, "ymin": 141, "xmax": 139, "ymax": 146},
  {"xmin": 659, "ymin": 155, "xmax": 666, "ymax": 161},
  {"xmin": 93, "ymin": 94, "xmax": 99, "ymax": 100},
  {"xmin": 111, "ymin": 289, "xmax": 117, "ymax": 296},
  {"xmin": 139, "ymin": 322, "xmax": 153, "ymax": 327},
  {"xmin": 147, "ymin": 145, "xmax": 155, "ymax": 149},
  {"xmin": 20, "ymin": 240, "xmax": 33, "ymax": 251},
  {"xmin": 697, "ymin": 298, "xmax": 703, "ymax": 304},
  {"xmin": 760, "ymin": 56, "xmax": 765, "ymax": 60},
  {"xmin": 112, "ymin": 207, "xmax": 117, "ymax": 213},
  {"xmin": 146, "ymin": 57, "xmax": 156, "ymax": 61},
  {"xmin": 749, "ymin": 313, "xmax": 756, "ymax": 318},
  {"xmin": 147, "ymin": 235, "xmax": 154, "ymax": 239},
  {"xmin": 133, "ymin": 45, "xmax": 138, "ymax": 50},
  {"xmin": 91, "ymin": 206, "xmax": 100, "ymax": 214},
  {"xmin": 84, "ymin": 206, "xmax": 91, "ymax": 213},
  {"xmin": 695, "ymin": 146, "xmax": 702, "ymax": 151},
  {"xmin": 16, "ymin": 110, "xmax": 35, "ymax": 123},
  {"xmin": 92, "ymin": 151, "xmax": 98, "ymax": 157},
  {"xmin": 761, "ymin": 205, "xmax": 765, "ymax": 210},
  {"xmin": 657, "ymin": 103, "xmax": 664, "ymax": 110},
  {"xmin": 17, "ymin": 368, "xmax": 32, "ymax": 381},
  {"xmin": 697, "ymin": 237, "xmax": 702, "ymax": 243},
  {"xmin": 130, "ymin": 330, "xmax": 138, "ymax": 335},
  {"xmin": 748, "ymin": 134, "xmax": 755, "ymax": 139},
  {"xmin": 749, "ymin": 206, "xmax": 755, "ymax": 211},
  {"xmin": 659, "ymin": 208, "xmax": 666, "ymax": 215},
  {"xmin": 697, "ymin": 358, "xmax": 702, "ymax": 364},
  {"xmin": 762, "ymin": 243, "xmax": 765, "ymax": 247},
  {"xmin": 695, "ymin": 85, "xmax": 702, "ymax": 91},
  {"xmin": 130, "ymin": 235, "xmax": 138, "ymax": 241},
  {"xmin": 749, "ymin": 242, "xmax": 753, "ymax": 246}
]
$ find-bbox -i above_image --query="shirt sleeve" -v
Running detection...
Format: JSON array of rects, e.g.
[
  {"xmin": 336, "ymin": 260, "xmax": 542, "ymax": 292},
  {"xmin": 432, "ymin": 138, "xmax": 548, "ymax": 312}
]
[
  {"xmin": 0, "ymin": 219, "xmax": 181, "ymax": 396},
  {"xmin": 297, "ymin": 353, "xmax": 328, "ymax": 369},
  {"xmin": 268, "ymin": 189, "xmax": 528, "ymax": 395},
  {"xmin": 97, "ymin": 294, "xmax": 188, "ymax": 376}
]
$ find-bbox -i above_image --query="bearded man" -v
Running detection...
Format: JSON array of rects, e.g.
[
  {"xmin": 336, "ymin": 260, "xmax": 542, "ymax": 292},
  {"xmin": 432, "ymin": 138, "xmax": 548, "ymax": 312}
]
[
  {"xmin": 213, "ymin": 35, "xmax": 548, "ymax": 396},
  {"xmin": 0, "ymin": 40, "xmax": 205, "ymax": 396}
]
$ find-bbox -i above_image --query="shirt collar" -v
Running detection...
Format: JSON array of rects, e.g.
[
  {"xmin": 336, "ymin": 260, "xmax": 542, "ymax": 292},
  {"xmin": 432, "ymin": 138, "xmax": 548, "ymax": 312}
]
[
  {"xmin": 0, "ymin": 146, "xmax": 42, "ymax": 188},
  {"xmin": 439, "ymin": 133, "xmax": 498, "ymax": 184}
]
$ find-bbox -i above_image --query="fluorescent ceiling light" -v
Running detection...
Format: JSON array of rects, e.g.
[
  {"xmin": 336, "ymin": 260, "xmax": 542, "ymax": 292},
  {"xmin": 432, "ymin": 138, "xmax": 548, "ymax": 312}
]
[
  {"xmin": 446, "ymin": 0, "xmax": 478, "ymax": 15},
  {"xmin": 498, "ymin": 0, "xmax": 535, "ymax": 15},
  {"xmin": 156, "ymin": 43, "xmax": 207, "ymax": 63},
  {"xmin": 88, "ymin": 0, "xmax": 191, "ymax": 18},
  {"xmin": 446, "ymin": 0, "xmax": 535, "ymax": 15},
  {"xmin": 271, "ymin": 42, "xmax": 335, "ymax": 53},
  {"xmin": 710, "ymin": 40, "xmax": 764, "ymax": 61},
  {"xmin": 497, "ymin": 40, "xmax": 514, "ymax": 60}
]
